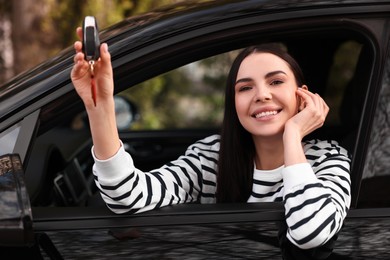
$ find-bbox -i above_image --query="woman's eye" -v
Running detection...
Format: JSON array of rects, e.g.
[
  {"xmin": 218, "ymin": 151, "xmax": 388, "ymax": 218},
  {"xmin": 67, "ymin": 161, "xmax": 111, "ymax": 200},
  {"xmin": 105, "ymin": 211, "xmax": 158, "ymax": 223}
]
[
  {"xmin": 270, "ymin": 80, "xmax": 283, "ymax": 86},
  {"xmin": 239, "ymin": 85, "xmax": 252, "ymax": 92}
]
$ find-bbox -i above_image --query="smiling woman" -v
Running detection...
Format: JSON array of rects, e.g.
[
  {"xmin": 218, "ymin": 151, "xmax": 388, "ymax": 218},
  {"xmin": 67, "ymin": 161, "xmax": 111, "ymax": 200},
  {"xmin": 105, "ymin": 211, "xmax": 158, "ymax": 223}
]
[
  {"xmin": 234, "ymin": 53, "xmax": 304, "ymax": 142},
  {"xmin": 71, "ymin": 36, "xmax": 351, "ymax": 256}
]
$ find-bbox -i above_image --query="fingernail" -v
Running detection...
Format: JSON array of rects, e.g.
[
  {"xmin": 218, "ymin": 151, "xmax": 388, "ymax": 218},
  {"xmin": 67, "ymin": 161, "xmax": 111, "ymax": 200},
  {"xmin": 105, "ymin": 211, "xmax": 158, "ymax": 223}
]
[{"xmin": 103, "ymin": 43, "xmax": 108, "ymax": 53}]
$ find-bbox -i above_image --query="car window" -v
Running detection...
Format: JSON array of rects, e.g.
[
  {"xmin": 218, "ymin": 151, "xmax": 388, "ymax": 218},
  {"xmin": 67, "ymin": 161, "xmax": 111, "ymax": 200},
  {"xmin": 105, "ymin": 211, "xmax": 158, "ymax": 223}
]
[
  {"xmin": 117, "ymin": 51, "xmax": 240, "ymax": 130},
  {"xmin": 117, "ymin": 40, "xmax": 363, "ymax": 140},
  {"xmin": 358, "ymin": 51, "xmax": 390, "ymax": 208},
  {"xmin": 26, "ymin": 33, "xmax": 370, "ymax": 210},
  {"xmin": 0, "ymin": 124, "xmax": 21, "ymax": 155},
  {"xmin": 0, "ymin": 110, "xmax": 40, "ymax": 163},
  {"xmin": 323, "ymin": 41, "xmax": 362, "ymax": 126}
]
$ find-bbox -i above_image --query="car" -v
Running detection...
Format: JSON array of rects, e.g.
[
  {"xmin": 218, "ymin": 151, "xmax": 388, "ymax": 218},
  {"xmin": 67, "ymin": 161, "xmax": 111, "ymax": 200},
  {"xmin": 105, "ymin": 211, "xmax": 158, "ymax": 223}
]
[{"xmin": 1, "ymin": 0, "xmax": 390, "ymax": 258}]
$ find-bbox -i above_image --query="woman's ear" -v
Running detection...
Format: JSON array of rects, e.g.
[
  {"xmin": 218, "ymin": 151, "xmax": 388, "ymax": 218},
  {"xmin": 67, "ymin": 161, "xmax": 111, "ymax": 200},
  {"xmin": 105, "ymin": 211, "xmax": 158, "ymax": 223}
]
[{"xmin": 298, "ymin": 85, "xmax": 308, "ymax": 111}]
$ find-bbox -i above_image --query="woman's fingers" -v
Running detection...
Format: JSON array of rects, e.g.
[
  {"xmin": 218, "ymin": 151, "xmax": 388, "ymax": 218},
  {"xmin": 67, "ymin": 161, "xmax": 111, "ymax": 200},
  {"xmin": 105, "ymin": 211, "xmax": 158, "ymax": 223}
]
[
  {"xmin": 294, "ymin": 88, "xmax": 329, "ymax": 137},
  {"xmin": 100, "ymin": 43, "xmax": 110, "ymax": 63},
  {"xmin": 71, "ymin": 39, "xmax": 89, "ymax": 84},
  {"xmin": 74, "ymin": 41, "xmax": 83, "ymax": 53},
  {"xmin": 298, "ymin": 88, "xmax": 328, "ymax": 116},
  {"xmin": 76, "ymin": 27, "xmax": 83, "ymax": 40},
  {"xmin": 96, "ymin": 43, "xmax": 110, "ymax": 68},
  {"xmin": 72, "ymin": 45, "xmax": 88, "ymax": 79},
  {"xmin": 94, "ymin": 43, "xmax": 113, "ymax": 80}
]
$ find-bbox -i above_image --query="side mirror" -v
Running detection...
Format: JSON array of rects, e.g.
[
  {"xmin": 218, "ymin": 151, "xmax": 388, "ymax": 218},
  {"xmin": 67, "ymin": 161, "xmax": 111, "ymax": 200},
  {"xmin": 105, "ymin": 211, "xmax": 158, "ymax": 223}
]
[
  {"xmin": 114, "ymin": 96, "xmax": 139, "ymax": 131},
  {"xmin": 0, "ymin": 154, "xmax": 34, "ymax": 246}
]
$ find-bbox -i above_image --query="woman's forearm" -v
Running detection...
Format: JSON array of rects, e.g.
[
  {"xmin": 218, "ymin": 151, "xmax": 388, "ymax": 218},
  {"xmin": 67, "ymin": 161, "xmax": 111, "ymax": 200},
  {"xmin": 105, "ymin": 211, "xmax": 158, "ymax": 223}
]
[{"xmin": 86, "ymin": 98, "xmax": 121, "ymax": 160}]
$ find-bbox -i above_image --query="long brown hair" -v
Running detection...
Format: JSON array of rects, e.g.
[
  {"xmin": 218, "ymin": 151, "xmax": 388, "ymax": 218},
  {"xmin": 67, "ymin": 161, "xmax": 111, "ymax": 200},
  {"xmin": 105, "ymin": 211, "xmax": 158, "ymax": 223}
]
[{"xmin": 216, "ymin": 43, "xmax": 305, "ymax": 203}]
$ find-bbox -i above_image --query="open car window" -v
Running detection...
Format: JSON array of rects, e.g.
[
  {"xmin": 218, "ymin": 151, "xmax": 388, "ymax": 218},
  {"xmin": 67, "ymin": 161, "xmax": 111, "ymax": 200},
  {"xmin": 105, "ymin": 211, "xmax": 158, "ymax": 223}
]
[
  {"xmin": 117, "ymin": 51, "xmax": 240, "ymax": 131},
  {"xmin": 117, "ymin": 39, "xmax": 364, "ymax": 146},
  {"xmin": 23, "ymin": 15, "xmax": 376, "ymax": 213}
]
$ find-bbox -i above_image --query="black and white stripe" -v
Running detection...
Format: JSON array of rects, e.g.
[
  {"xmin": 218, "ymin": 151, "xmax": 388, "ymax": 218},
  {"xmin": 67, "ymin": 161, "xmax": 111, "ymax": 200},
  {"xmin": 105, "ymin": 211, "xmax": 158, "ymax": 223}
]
[{"xmin": 92, "ymin": 135, "xmax": 351, "ymax": 249}]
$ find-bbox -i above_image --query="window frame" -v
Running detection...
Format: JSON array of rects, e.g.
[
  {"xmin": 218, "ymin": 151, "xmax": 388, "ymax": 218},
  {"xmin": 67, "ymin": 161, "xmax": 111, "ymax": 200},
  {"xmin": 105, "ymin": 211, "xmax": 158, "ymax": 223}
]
[{"xmin": 30, "ymin": 15, "xmax": 389, "ymax": 231}]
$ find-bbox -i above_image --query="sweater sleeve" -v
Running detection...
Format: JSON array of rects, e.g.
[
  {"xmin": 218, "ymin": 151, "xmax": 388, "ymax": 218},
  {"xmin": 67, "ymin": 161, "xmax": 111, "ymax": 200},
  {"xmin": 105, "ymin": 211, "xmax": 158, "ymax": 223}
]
[
  {"xmin": 281, "ymin": 140, "xmax": 351, "ymax": 249},
  {"xmin": 92, "ymin": 135, "xmax": 219, "ymax": 214}
]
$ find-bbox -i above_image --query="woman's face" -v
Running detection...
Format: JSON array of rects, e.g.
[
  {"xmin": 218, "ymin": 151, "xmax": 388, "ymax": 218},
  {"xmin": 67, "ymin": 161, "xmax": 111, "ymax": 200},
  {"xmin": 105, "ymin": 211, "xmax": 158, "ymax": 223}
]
[{"xmin": 234, "ymin": 52, "xmax": 300, "ymax": 138}]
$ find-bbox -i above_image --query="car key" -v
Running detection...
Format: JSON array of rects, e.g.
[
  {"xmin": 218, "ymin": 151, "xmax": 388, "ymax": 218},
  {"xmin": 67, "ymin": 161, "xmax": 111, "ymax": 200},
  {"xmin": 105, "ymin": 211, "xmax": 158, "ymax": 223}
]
[
  {"xmin": 82, "ymin": 16, "xmax": 100, "ymax": 106},
  {"xmin": 83, "ymin": 16, "xmax": 100, "ymax": 62}
]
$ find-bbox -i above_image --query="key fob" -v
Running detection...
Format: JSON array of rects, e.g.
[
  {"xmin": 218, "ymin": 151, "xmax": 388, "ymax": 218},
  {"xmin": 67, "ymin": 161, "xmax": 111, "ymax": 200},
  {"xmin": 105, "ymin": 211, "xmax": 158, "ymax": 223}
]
[{"xmin": 82, "ymin": 16, "xmax": 100, "ymax": 62}]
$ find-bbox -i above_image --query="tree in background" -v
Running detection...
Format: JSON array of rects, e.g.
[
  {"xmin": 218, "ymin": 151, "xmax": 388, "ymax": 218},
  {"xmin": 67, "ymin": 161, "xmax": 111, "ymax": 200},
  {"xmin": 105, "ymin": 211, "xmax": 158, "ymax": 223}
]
[
  {"xmin": 0, "ymin": 0, "xmax": 12, "ymax": 84},
  {"xmin": 0, "ymin": 0, "xmax": 183, "ymax": 84}
]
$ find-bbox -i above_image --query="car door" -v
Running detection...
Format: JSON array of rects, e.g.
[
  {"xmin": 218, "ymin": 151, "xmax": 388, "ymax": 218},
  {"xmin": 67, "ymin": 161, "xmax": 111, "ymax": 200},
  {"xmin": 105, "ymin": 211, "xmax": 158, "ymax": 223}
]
[
  {"xmin": 29, "ymin": 28, "xmax": 378, "ymax": 258},
  {"xmin": 3, "ymin": 1, "xmax": 390, "ymax": 259}
]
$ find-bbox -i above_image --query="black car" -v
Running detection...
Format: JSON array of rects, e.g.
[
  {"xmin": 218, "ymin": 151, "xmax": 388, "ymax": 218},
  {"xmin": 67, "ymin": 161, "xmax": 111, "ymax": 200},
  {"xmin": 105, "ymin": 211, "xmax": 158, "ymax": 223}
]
[{"xmin": 1, "ymin": 0, "xmax": 390, "ymax": 259}]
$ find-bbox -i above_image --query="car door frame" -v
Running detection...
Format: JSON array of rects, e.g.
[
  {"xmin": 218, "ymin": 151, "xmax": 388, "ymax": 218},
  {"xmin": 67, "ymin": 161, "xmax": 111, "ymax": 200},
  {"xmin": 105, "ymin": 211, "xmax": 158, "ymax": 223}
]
[{"xmin": 2, "ymin": 0, "xmax": 390, "ymax": 239}]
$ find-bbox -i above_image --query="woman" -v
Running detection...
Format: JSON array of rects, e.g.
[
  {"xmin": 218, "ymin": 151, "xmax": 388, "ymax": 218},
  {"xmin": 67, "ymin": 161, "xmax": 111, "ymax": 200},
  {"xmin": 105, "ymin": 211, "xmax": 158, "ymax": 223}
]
[{"xmin": 71, "ymin": 28, "xmax": 351, "ymax": 251}]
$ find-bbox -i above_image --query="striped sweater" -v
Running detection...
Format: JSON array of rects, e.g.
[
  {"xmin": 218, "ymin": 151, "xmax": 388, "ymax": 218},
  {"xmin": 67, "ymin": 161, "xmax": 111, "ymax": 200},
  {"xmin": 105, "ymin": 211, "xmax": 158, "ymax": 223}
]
[{"xmin": 92, "ymin": 134, "xmax": 351, "ymax": 249}]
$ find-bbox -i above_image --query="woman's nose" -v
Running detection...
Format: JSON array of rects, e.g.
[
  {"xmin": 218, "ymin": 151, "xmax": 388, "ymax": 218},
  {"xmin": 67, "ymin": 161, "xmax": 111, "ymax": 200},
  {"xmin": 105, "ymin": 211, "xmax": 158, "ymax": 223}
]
[{"xmin": 254, "ymin": 85, "xmax": 272, "ymax": 102}]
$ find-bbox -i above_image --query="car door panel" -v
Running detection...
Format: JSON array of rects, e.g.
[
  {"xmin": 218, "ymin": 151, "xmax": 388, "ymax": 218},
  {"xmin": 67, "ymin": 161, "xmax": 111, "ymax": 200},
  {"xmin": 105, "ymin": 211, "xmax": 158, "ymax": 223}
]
[{"xmin": 119, "ymin": 129, "xmax": 218, "ymax": 171}]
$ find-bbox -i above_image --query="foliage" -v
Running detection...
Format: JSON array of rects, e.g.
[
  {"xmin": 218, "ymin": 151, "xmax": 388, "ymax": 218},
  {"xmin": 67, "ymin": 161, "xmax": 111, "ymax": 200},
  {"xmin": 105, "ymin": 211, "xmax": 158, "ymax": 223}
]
[
  {"xmin": 45, "ymin": 0, "xmax": 186, "ymax": 55},
  {"xmin": 0, "ymin": 0, "xmax": 185, "ymax": 82},
  {"xmin": 120, "ymin": 52, "xmax": 237, "ymax": 130}
]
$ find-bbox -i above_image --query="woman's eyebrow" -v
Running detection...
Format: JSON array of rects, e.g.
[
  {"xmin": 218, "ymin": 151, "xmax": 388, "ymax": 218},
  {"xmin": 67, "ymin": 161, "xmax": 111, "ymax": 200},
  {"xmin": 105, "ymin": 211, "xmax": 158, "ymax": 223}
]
[
  {"xmin": 235, "ymin": 77, "xmax": 252, "ymax": 85},
  {"xmin": 265, "ymin": 70, "xmax": 287, "ymax": 78}
]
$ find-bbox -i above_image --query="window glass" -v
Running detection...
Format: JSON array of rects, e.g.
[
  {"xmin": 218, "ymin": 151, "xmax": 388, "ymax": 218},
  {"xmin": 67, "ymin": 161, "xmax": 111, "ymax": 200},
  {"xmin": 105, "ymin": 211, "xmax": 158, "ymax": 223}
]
[
  {"xmin": 324, "ymin": 41, "xmax": 362, "ymax": 125},
  {"xmin": 358, "ymin": 53, "xmax": 390, "ymax": 208},
  {"xmin": 0, "ymin": 124, "xmax": 20, "ymax": 155}
]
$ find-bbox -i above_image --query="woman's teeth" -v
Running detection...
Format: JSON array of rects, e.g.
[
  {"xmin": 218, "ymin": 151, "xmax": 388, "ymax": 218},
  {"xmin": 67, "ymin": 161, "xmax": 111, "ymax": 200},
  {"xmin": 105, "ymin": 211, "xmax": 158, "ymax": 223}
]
[{"xmin": 255, "ymin": 110, "xmax": 278, "ymax": 118}]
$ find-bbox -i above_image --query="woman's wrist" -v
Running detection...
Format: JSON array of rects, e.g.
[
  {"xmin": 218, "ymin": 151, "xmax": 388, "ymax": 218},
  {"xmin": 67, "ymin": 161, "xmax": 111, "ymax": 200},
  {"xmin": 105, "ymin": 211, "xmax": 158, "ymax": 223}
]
[
  {"xmin": 283, "ymin": 123, "xmax": 307, "ymax": 166},
  {"xmin": 283, "ymin": 121, "xmax": 302, "ymax": 142},
  {"xmin": 85, "ymin": 96, "xmax": 115, "ymax": 114}
]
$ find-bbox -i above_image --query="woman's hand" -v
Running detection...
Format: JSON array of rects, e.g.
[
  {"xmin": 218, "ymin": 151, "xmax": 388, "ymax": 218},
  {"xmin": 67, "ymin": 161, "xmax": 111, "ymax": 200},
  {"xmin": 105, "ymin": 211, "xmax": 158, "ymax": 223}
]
[
  {"xmin": 284, "ymin": 88, "xmax": 329, "ymax": 140},
  {"xmin": 71, "ymin": 27, "xmax": 114, "ymax": 109},
  {"xmin": 70, "ymin": 27, "xmax": 120, "ymax": 160},
  {"xmin": 283, "ymin": 88, "xmax": 329, "ymax": 166}
]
